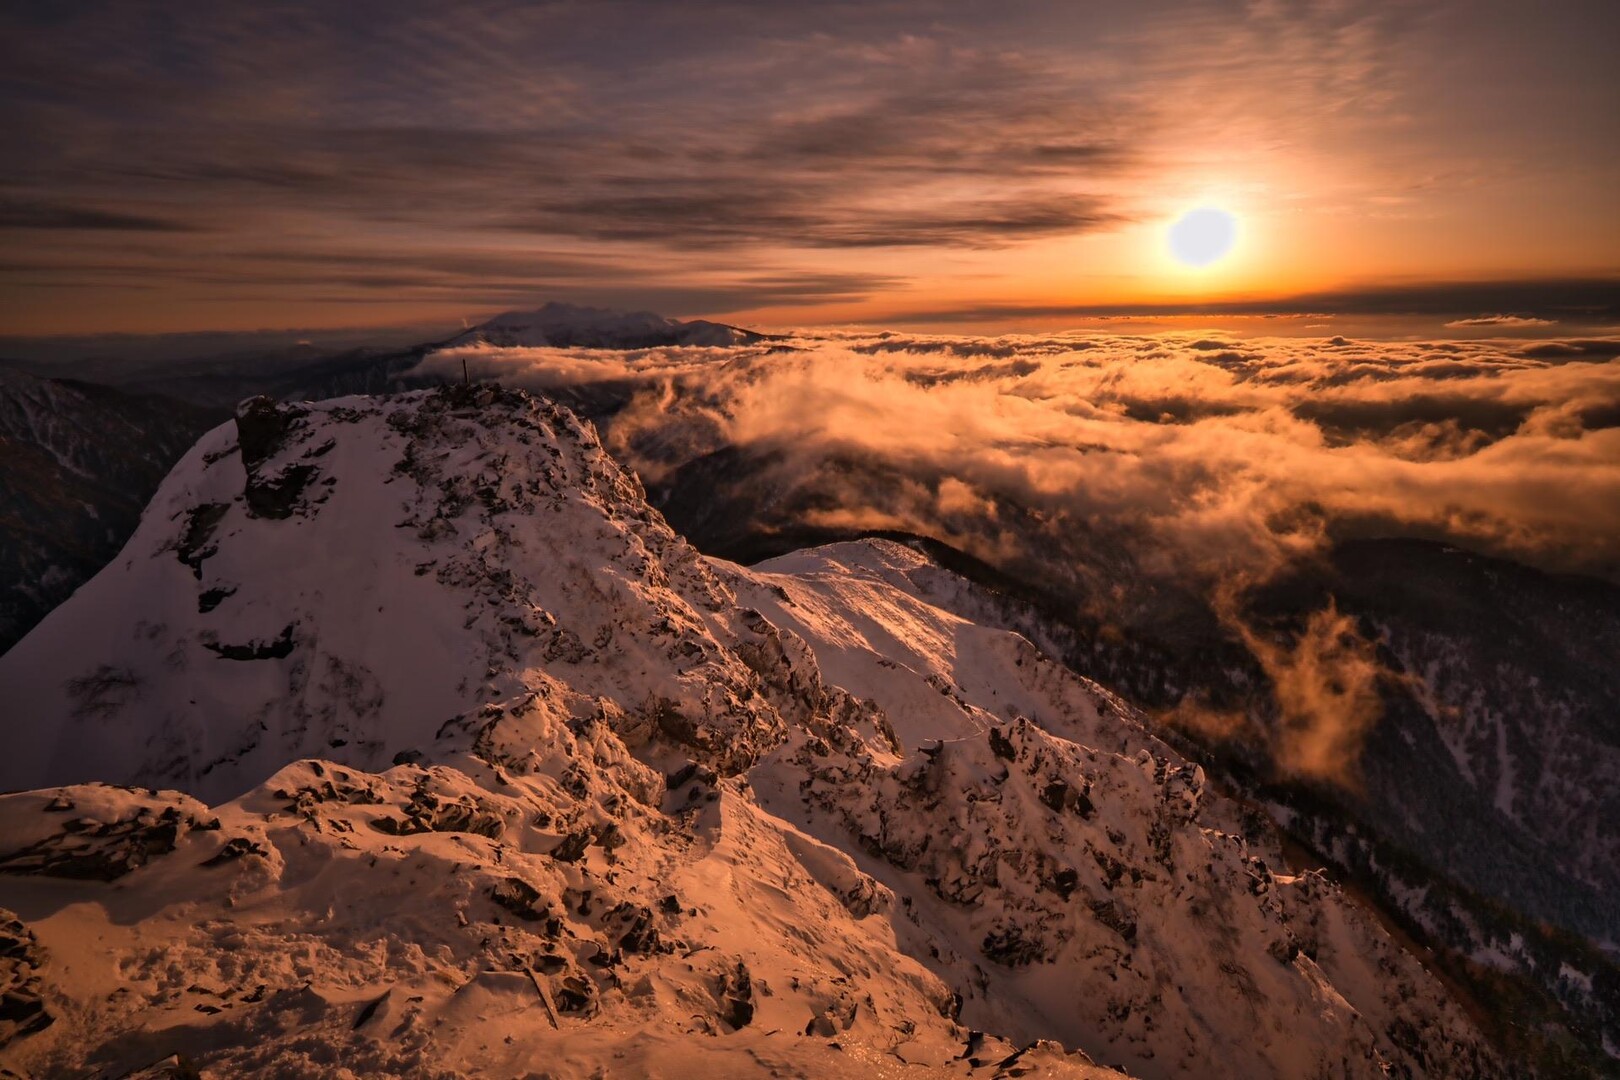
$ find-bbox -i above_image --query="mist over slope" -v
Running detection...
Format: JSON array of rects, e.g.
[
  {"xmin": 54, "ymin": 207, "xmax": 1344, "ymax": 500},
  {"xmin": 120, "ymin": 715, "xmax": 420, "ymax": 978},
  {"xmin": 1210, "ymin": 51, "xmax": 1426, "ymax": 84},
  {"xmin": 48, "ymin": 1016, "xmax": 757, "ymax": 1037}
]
[{"xmin": 409, "ymin": 329, "xmax": 1620, "ymax": 790}]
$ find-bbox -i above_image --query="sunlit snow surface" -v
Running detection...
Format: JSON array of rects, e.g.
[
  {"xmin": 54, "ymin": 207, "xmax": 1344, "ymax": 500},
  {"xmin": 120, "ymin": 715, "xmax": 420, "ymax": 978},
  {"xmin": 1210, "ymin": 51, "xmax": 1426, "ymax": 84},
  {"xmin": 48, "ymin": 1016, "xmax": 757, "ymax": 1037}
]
[{"xmin": 0, "ymin": 387, "xmax": 1504, "ymax": 1077}]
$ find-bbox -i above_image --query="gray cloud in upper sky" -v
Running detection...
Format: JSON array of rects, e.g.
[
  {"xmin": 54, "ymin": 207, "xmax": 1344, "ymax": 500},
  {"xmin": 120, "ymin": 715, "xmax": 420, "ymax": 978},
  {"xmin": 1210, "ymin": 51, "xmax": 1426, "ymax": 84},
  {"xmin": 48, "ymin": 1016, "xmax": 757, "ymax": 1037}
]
[
  {"xmin": 0, "ymin": 5, "xmax": 1135, "ymax": 242},
  {"xmin": 0, "ymin": 198, "xmax": 202, "ymax": 233},
  {"xmin": 0, "ymin": 3, "xmax": 1151, "ymax": 327}
]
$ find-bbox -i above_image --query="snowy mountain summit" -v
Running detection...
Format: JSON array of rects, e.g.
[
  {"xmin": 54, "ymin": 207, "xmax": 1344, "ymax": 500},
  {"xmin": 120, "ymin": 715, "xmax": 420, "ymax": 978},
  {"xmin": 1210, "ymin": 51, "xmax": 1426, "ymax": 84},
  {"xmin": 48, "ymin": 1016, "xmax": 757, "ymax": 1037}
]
[
  {"xmin": 449, "ymin": 303, "xmax": 765, "ymax": 350},
  {"xmin": 0, "ymin": 386, "xmax": 1505, "ymax": 1078}
]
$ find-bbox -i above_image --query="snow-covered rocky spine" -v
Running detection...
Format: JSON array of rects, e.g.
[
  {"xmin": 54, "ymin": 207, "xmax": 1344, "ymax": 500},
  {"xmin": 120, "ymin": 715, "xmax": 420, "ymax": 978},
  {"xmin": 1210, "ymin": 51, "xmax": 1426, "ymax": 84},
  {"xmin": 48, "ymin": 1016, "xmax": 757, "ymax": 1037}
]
[{"xmin": 0, "ymin": 387, "xmax": 1506, "ymax": 1078}]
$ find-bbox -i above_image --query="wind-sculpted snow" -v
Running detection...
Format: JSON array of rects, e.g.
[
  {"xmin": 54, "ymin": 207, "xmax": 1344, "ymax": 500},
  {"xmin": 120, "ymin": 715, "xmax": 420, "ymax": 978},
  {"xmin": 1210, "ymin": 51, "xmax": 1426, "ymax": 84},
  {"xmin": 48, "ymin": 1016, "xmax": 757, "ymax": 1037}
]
[{"xmin": 0, "ymin": 388, "xmax": 1504, "ymax": 1077}]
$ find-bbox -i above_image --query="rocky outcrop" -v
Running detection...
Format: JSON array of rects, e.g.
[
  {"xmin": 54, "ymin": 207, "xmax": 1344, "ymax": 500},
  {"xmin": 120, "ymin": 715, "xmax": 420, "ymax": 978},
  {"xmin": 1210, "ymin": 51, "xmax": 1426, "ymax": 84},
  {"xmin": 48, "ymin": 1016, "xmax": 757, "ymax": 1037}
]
[{"xmin": 0, "ymin": 911, "xmax": 51, "ymax": 1049}]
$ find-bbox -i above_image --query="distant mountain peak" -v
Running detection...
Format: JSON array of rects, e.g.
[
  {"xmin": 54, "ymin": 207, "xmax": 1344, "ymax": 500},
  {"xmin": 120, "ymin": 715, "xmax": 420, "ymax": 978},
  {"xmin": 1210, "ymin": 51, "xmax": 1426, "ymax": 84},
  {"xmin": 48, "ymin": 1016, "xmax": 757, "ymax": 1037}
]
[{"xmin": 450, "ymin": 302, "xmax": 766, "ymax": 350}]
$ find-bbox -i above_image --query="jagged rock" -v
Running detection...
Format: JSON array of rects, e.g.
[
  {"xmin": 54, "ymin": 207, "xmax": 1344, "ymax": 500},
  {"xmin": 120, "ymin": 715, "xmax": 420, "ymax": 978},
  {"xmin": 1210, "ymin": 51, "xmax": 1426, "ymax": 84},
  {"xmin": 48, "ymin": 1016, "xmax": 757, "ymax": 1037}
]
[
  {"xmin": 174, "ymin": 502, "xmax": 229, "ymax": 577},
  {"xmin": 982, "ymin": 924, "xmax": 1048, "ymax": 966},
  {"xmin": 115, "ymin": 1054, "xmax": 203, "ymax": 1080},
  {"xmin": 243, "ymin": 463, "xmax": 319, "ymax": 520},
  {"xmin": 1087, "ymin": 899, "xmax": 1137, "ymax": 943},
  {"xmin": 717, "ymin": 960, "xmax": 754, "ymax": 1029},
  {"xmin": 235, "ymin": 396, "xmax": 305, "ymax": 469},
  {"xmin": 0, "ymin": 790, "xmax": 215, "ymax": 881},
  {"xmin": 548, "ymin": 830, "xmax": 592, "ymax": 863},
  {"xmin": 200, "ymin": 836, "xmax": 267, "ymax": 867},
  {"xmin": 489, "ymin": 878, "xmax": 549, "ymax": 922},
  {"xmin": 0, "ymin": 911, "xmax": 50, "ymax": 1048},
  {"xmin": 804, "ymin": 992, "xmax": 860, "ymax": 1037},
  {"xmin": 203, "ymin": 623, "xmax": 296, "ymax": 661},
  {"xmin": 197, "ymin": 586, "xmax": 236, "ymax": 613},
  {"xmin": 372, "ymin": 782, "xmax": 505, "ymax": 839}
]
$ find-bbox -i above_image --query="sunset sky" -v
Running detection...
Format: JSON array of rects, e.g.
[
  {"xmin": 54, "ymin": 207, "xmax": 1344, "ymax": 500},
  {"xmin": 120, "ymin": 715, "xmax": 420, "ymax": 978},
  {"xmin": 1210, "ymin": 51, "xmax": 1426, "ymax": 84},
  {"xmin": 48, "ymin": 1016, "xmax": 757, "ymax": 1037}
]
[{"xmin": 2, "ymin": 0, "xmax": 1617, "ymax": 336}]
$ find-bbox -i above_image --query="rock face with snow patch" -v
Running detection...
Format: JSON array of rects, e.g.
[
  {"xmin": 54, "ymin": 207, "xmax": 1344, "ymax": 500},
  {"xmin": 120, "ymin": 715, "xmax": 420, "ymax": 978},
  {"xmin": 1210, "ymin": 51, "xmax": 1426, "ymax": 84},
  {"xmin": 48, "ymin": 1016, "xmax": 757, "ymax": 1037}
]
[
  {"xmin": 0, "ymin": 387, "xmax": 1506, "ymax": 1078},
  {"xmin": 0, "ymin": 385, "xmax": 784, "ymax": 802}
]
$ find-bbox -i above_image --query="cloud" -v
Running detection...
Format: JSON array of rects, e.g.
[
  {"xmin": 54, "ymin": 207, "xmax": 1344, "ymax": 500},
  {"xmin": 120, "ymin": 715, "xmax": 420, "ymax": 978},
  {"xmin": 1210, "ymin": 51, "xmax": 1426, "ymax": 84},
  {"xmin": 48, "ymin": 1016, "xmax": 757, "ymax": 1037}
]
[
  {"xmin": 519, "ymin": 190, "xmax": 1118, "ymax": 249},
  {"xmin": 0, "ymin": 2, "xmax": 1137, "ymax": 321},
  {"xmin": 1519, "ymin": 339, "xmax": 1620, "ymax": 361},
  {"xmin": 1444, "ymin": 314, "xmax": 1556, "ymax": 328},
  {"xmin": 0, "ymin": 198, "xmax": 200, "ymax": 232},
  {"xmin": 416, "ymin": 329, "xmax": 1620, "ymax": 583},
  {"xmin": 884, "ymin": 278, "xmax": 1620, "ymax": 325},
  {"xmin": 411, "ymin": 327, "xmax": 1620, "ymax": 781},
  {"xmin": 1219, "ymin": 596, "xmax": 1389, "ymax": 785}
]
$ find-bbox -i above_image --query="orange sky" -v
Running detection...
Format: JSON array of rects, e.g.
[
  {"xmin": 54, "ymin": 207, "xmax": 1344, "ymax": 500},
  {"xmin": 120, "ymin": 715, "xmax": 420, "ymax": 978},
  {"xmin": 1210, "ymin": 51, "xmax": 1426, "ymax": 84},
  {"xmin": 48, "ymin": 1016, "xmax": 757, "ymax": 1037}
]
[{"xmin": 1, "ymin": 1, "xmax": 1616, "ymax": 337}]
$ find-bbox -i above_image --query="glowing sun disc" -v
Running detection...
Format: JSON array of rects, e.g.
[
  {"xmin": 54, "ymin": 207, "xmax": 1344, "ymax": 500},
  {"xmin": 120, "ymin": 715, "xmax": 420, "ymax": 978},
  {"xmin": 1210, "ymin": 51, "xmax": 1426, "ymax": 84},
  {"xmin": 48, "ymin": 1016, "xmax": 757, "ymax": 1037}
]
[{"xmin": 1168, "ymin": 207, "xmax": 1237, "ymax": 268}]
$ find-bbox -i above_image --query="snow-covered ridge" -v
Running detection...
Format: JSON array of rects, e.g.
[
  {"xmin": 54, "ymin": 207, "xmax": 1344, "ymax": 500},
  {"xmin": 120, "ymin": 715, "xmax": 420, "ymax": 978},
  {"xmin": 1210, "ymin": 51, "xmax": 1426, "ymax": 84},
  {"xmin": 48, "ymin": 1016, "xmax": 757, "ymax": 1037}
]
[{"xmin": 0, "ymin": 387, "xmax": 1504, "ymax": 1077}]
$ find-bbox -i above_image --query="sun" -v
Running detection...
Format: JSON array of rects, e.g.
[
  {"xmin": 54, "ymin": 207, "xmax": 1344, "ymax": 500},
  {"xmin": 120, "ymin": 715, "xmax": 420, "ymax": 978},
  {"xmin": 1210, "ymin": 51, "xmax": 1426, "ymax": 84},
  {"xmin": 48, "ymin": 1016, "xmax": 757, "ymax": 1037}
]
[{"xmin": 1167, "ymin": 207, "xmax": 1238, "ymax": 268}]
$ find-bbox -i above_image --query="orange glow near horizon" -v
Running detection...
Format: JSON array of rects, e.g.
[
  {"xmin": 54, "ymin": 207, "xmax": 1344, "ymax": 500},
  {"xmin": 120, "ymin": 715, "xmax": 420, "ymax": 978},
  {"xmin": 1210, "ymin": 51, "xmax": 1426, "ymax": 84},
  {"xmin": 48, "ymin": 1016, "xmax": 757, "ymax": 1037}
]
[{"xmin": 0, "ymin": 4, "xmax": 1616, "ymax": 340}]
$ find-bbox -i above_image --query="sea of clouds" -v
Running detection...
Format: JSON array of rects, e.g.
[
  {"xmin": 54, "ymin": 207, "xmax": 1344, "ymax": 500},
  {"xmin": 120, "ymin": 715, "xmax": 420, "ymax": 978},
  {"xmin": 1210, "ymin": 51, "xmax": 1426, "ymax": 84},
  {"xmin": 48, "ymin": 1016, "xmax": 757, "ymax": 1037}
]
[{"xmin": 413, "ymin": 329, "xmax": 1620, "ymax": 779}]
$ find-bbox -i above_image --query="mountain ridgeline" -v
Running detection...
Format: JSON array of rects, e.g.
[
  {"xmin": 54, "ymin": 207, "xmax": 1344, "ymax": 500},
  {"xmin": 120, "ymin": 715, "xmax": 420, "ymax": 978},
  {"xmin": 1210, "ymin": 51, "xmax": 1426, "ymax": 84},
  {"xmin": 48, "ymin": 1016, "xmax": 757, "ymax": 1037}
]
[
  {"xmin": 0, "ymin": 307, "xmax": 1614, "ymax": 1076},
  {"xmin": 0, "ymin": 385, "xmax": 1516, "ymax": 1078},
  {"xmin": 0, "ymin": 304, "xmax": 762, "ymax": 653}
]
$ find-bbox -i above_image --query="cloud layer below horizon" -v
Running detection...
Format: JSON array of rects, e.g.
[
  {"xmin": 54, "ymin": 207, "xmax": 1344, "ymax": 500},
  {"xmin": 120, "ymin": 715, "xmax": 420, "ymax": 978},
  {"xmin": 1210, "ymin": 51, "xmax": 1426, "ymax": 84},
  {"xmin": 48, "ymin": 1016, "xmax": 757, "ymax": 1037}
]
[
  {"xmin": 412, "ymin": 329, "xmax": 1620, "ymax": 780},
  {"xmin": 422, "ymin": 330, "xmax": 1620, "ymax": 584}
]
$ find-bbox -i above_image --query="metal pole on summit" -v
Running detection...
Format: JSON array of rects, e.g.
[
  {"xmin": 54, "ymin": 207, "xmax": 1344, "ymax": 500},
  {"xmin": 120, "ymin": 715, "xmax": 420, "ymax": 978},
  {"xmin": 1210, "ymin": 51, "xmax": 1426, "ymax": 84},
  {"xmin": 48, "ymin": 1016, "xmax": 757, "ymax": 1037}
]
[{"xmin": 462, "ymin": 357, "xmax": 469, "ymax": 386}]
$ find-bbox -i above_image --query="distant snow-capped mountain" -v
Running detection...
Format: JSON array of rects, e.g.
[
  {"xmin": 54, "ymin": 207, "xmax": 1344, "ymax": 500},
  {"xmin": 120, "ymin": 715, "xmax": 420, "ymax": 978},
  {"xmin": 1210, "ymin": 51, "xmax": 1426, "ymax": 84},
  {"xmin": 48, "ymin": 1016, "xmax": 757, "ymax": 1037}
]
[
  {"xmin": 0, "ymin": 386, "xmax": 1504, "ymax": 1078},
  {"xmin": 449, "ymin": 303, "xmax": 767, "ymax": 350}
]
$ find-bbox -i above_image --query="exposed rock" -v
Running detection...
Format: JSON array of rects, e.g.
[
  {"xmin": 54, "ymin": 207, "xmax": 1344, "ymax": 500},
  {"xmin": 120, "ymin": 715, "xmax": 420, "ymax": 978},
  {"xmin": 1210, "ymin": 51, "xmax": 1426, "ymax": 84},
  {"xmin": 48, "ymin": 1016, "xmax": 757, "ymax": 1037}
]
[
  {"xmin": 234, "ymin": 396, "xmax": 305, "ymax": 470},
  {"xmin": 717, "ymin": 960, "xmax": 754, "ymax": 1030},
  {"xmin": 0, "ymin": 911, "xmax": 50, "ymax": 1048},
  {"xmin": 203, "ymin": 623, "xmax": 296, "ymax": 661},
  {"xmin": 115, "ymin": 1054, "xmax": 203, "ymax": 1080},
  {"xmin": 200, "ymin": 836, "xmax": 267, "ymax": 867},
  {"xmin": 174, "ymin": 502, "xmax": 229, "ymax": 577},
  {"xmin": 0, "ymin": 790, "xmax": 216, "ymax": 881},
  {"xmin": 490, "ymin": 877, "xmax": 549, "ymax": 922}
]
